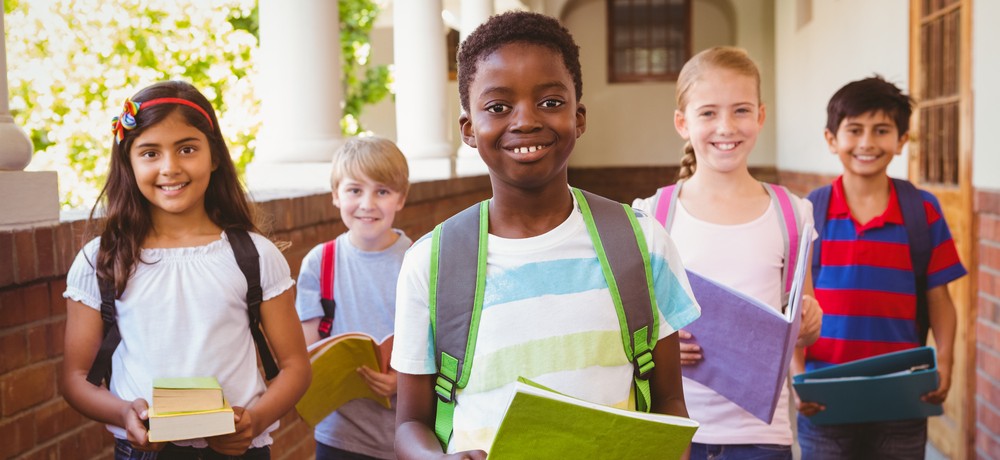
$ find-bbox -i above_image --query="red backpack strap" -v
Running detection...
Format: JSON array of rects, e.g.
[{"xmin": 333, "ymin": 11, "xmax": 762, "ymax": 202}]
[
  {"xmin": 318, "ymin": 240, "xmax": 337, "ymax": 338},
  {"xmin": 653, "ymin": 181, "xmax": 683, "ymax": 230},
  {"xmin": 765, "ymin": 183, "xmax": 800, "ymax": 307}
]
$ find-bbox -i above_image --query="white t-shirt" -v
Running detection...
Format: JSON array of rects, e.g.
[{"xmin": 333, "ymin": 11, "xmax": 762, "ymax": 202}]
[
  {"xmin": 392, "ymin": 194, "xmax": 702, "ymax": 454},
  {"xmin": 64, "ymin": 232, "xmax": 294, "ymax": 448},
  {"xmin": 633, "ymin": 191, "xmax": 815, "ymax": 446}
]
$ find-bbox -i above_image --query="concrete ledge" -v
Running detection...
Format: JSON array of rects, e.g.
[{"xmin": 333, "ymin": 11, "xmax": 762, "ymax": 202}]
[{"xmin": 0, "ymin": 171, "xmax": 59, "ymax": 230}]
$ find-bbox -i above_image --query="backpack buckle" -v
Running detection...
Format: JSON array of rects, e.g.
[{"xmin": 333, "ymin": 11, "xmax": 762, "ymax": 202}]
[
  {"xmin": 435, "ymin": 373, "xmax": 457, "ymax": 403},
  {"xmin": 318, "ymin": 317, "xmax": 333, "ymax": 338},
  {"xmin": 633, "ymin": 349, "xmax": 655, "ymax": 379}
]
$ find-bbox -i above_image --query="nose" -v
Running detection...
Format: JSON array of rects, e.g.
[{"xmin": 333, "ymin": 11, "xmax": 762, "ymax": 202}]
[
  {"xmin": 858, "ymin": 130, "xmax": 876, "ymax": 150},
  {"xmin": 160, "ymin": 152, "xmax": 181, "ymax": 175},
  {"xmin": 359, "ymin": 191, "xmax": 376, "ymax": 210},
  {"xmin": 509, "ymin": 105, "xmax": 542, "ymax": 133}
]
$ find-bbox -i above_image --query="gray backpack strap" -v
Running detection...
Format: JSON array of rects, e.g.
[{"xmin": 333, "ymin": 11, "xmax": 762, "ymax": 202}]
[
  {"xmin": 574, "ymin": 188, "xmax": 658, "ymax": 411},
  {"xmin": 430, "ymin": 201, "xmax": 487, "ymax": 448}
]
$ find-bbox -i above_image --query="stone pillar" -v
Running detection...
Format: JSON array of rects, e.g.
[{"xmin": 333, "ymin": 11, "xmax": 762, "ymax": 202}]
[
  {"xmin": 393, "ymin": 0, "xmax": 453, "ymax": 181},
  {"xmin": 247, "ymin": 0, "xmax": 344, "ymax": 191},
  {"xmin": 455, "ymin": 0, "xmax": 494, "ymax": 176},
  {"xmin": 0, "ymin": 10, "xmax": 58, "ymax": 229}
]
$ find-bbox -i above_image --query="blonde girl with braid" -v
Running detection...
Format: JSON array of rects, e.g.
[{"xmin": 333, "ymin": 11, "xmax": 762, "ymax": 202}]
[{"xmin": 632, "ymin": 47, "xmax": 823, "ymax": 459}]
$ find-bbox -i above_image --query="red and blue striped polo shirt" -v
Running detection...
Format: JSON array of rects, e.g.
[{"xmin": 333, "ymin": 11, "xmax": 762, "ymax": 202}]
[{"xmin": 804, "ymin": 176, "xmax": 967, "ymax": 371}]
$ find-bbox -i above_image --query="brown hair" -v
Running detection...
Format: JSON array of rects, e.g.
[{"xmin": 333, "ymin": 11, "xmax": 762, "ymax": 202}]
[
  {"xmin": 826, "ymin": 75, "xmax": 912, "ymax": 136},
  {"xmin": 90, "ymin": 81, "xmax": 259, "ymax": 296},
  {"xmin": 675, "ymin": 47, "xmax": 761, "ymax": 180},
  {"xmin": 330, "ymin": 136, "xmax": 410, "ymax": 198}
]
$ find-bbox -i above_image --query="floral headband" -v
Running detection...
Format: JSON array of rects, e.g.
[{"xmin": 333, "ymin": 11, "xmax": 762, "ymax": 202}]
[{"xmin": 111, "ymin": 97, "xmax": 214, "ymax": 143}]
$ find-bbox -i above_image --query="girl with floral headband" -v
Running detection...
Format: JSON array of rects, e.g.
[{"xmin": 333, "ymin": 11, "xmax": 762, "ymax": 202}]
[{"xmin": 60, "ymin": 80, "xmax": 311, "ymax": 459}]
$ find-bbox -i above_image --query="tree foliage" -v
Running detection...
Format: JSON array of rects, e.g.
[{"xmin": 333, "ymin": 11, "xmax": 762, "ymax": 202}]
[{"xmin": 5, "ymin": 0, "xmax": 391, "ymax": 209}]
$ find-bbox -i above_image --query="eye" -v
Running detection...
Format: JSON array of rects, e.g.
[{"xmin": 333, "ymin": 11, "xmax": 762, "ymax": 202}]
[
  {"xmin": 846, "ymin": 128, "xmax": 862, "ymax": 136},
  {"xmin": 876, "ymin": 127, "xmax": 892, "ymax": 135},
  {"xmin": 699, "ymin": 110, "xmax": 715, "ymax": 118},
  {"xmin": 138, "ymin": 150, "xmax": 158, "ymax": 159},
  {"xmin": 736, "ymin": 107, "xmax": 752, "ymax": 115},
  {"xmin": 346, "ymin": 187, "xmax": 362, "ymax": 195},
  {"xmin": 485, "ymin": 103, "xmax": 509, "ymax": 114},
  {"xmin": 539, "ymin": 99, "xmax": 564, "ymax": 109},
  {"xmin": 179, "ymin": 146, "xmax": 197, "ymax": 155}
]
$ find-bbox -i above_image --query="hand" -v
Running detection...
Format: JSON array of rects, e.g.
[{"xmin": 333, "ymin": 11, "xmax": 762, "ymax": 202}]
[
  {"xmin": 922, "ymin": 368, "xmax": 952, "ymax": 405},
  {"xmin": 122, "ymin": 399, "xmax": 166, "ymax": 452},
  {"xmin": 444, "ymin": 450, "xmax": 488, "ymax": 460},
  {"xmin": 796, "ymin": 295, "xmax": 822, "ymax": 347},
  {"xmin": 207, "ymin": 406, "xmax": 255, "ymax": 456},
  {"xmin": 792, "ymin": 390, "xmax": 825, "ymax": 417},
  {"xmin": 358, "ymin": 366, "xmax": 398, "ymax": 397},
  {"xmin": 678, "ymin": 329, "xmax": 702, "ymax": 366}
]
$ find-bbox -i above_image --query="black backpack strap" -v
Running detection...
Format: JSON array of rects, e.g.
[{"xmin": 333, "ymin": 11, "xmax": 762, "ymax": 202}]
[
  {"xmin": 892, "ymin": 179, "xmax": 932, "ymax": 345},
  {"xmin": 806, "ymin": 185, "xmax": 832, "ymax": 287},
  {"xmin": 226, "ymin": 229, "xmax": 280, "ymax": 380},
  {"xmin": 86, "ymin": 277, "xmax": 121, "ymax": 386},
  {"xmin": 318, "ymin": 240, "xmax": 337, "ymax": 338}
]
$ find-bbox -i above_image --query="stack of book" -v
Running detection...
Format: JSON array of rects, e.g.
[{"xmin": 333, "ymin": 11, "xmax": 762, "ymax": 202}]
[{"xmin": 148, "ymin": 377, "xmax": 236, "ymax": 442}]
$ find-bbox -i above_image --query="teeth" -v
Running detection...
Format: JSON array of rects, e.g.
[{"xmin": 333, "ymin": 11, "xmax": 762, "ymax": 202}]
[
  {"xmin": 513, "ymin": 145, "xmax": 544, "ymax": 154},
  {"xmin": 160, "ymin": 184, "xmax": 185, "ymax": 191},
  {"xmin": 715, "ymin": 143, "xmax": 737, "ymax": 151},
  {"xmin": 855, "ymin": 154, "xmax": 877, "ymax": 161}
]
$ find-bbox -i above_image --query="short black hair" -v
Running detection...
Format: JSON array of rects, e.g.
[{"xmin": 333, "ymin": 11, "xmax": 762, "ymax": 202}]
[
  {"xmin": 457, "ymin": 11, "xmax": 582, "ymax": 113},
  {"xmin": 826, "ymin": 75, "xmax": 913, "ymax": 136}
]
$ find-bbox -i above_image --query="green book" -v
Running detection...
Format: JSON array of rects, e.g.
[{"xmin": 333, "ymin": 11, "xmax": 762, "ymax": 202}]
[
  {"xmin": 152, "ymin": 377, "xmax": 225, "ymax": 414},
  {"xmin": 487, "ymin": 378, "xmax": 699, "ymax": 459}
]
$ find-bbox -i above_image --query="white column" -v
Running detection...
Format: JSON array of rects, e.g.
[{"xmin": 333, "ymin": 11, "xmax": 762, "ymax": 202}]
[
  {"xmin": 247, "ymin": 0, "xmax": 344, "ymax": 191},
  {"xmin": 0, "ymin": 10, "xmax": 58, "ymax": 229},
  {"xmin": 455, "ymin": 0, "xmax": 494, "ymax": 176},
  {"xmin": 393, "ymin": 0, "xmax": 453, "ymax": 181}
]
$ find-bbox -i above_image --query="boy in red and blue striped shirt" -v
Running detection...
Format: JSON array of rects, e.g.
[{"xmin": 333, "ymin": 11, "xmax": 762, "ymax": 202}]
[{"xmin": 795, "ymin": 76, "xmax": 967, "ymax": 459}]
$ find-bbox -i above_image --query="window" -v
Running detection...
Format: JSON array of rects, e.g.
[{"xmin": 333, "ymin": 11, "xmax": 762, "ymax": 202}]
[{"xmin": 607, "ymin": 0, "xmax": 691, "ymax": 82}]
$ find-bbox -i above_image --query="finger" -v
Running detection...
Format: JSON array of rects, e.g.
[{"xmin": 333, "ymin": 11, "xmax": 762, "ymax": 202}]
[{"xmin": 678, "ymin": 330, "xmax": 692, "ymax": 340}]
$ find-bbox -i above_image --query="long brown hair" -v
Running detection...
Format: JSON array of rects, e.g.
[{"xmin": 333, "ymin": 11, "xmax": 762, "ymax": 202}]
[
  {"xmin": 90, "ymin": 81, "xmax": 260, "ymax": 296},
  {"xmin": 675, "ymin": 47, "xmax": 761, "ymax": 180}
]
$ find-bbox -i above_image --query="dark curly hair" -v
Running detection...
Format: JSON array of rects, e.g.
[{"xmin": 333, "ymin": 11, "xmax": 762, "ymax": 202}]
[
  {"xmin": 458, "ymin": 10, "xmax": 582, "ymax": 112},
  {"xmin": 826, "ymin": 75, "xmax": 913, "ymax": 136}
]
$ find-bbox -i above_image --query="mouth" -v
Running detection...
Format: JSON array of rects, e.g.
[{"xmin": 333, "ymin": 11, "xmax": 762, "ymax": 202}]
[
  {"xmin": 354, "ymin": 216, "xmax": 380, "ymax": 223},
  {"xmin": 711, "ymin": 142, "xmax": 741, "ymax": 151},
  {"xmin": 504, "ymin": 142, "xmax": 554, "ymax": 161},
  {"xmin": 852, "ymin": 153, "xmax": 884, "ymax": 162},
  {"xmin": 157, "ymin": 182, "xmax": 189, "ymax": 192}
]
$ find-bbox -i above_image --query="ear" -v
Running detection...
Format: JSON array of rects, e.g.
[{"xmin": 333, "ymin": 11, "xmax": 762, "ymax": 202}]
[
  {"xmin": 674, "ymin": 109, "xmax": 689, "ymax": 140},
  {"xmin": 895, "ymin": 132, "xmax": 909, "ymax": 155},
  {"xmin": 757, "ymin": 103, "xmax": 767, "ymax": 127},
  {"xmin": 331, "ymin": 190, "xmax": 341, "ymax": 209},
  {"xmin": 459, "ymin": 112, "xmax": 477, "ymax": 148},
  {"xmin": 823, "ymin": 129, "xmax": 838, "ymax": 154},
  {"xmin": 575, "ymin": 103, "xmax": 587, "ymax": 138}
]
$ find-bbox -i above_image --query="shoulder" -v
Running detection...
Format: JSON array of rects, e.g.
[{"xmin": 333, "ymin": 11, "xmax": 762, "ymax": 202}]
[{"xmin": 243, "ymin": 232, "xmax": 290, "ymax": 269}]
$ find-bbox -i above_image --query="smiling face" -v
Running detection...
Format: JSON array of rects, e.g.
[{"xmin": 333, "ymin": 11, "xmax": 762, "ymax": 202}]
[
  {"xmin": 460, "ymin": 42, "xmax": 586, "ymax": 191},
  {"xmin": 675, "ymin": 68, "xmax": 764, "ymax": 176},
  {"xmin": 129, "ymin": 110, "xmax": 216, "ymax": 223},
  {"xmin": 333, "ymin": 173, "xmax": 405, "ymax": 251},
  {"xmin": 826, "ymin": 110, "xmax": 907, "ymax": 179}
]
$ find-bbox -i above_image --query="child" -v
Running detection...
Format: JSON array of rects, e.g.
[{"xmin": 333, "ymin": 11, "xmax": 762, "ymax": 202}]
[
  {"xmin": 632, "ymin": 47, "xmax": 823, "ymax": 459},
  {"xmin": 60, "ymin": 81, "xmax": 311, "ymax": 458},
  {"xmin": 795, "ymin": 76, "xmax": 966, "ymax": 459},
  {"xmin": 391, "ymin": 11, "xmax": 701, "ymax": 459},
  {"xmin": 295, "ymin": 136, "xmax": 411, "ymax": 459}
]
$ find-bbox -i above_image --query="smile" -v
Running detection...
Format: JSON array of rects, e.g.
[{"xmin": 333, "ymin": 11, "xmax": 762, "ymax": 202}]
[
  {"xmin": 157, "ymin": 182, "xmax": 189, "ymax": 192},
  {"xmin": 510, "ymin": 144, "xmax": 548, "ymax": 154},
  {"xmin": 712, "ymin": 142, "xmax": 740, "ymax": 151},
  {"xmin": 853, "ymin": 153, "xmax": 883, "ymax": 161}
]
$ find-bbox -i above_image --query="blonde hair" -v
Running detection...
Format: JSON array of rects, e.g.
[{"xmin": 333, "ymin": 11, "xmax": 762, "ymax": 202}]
[
  {"xmin": 330, "ymin": 136, "xmax": 410, "ymax": 197},
  {"xmin": 675, "ymin": 47, "xmax": 762, "ymax": 180}
]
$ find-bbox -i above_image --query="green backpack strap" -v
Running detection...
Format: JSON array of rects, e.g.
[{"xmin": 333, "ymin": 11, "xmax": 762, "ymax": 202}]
[
  {"xmin": 429, "ymin": 201, "xmax": 488, "ymax": 448},
  {"xmin": 573, "ymin": 188, "xmax": 659, "ymax": 412}
]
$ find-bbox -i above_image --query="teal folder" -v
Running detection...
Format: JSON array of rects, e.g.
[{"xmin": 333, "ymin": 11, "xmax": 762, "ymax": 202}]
[{"xmin": 792, "ymin": 347, "xmax": 942, "ymax": 425}]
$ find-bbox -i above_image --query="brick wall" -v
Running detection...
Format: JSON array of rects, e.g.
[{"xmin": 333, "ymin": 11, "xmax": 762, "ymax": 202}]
[
  {"xmin": 977, "ymin": 188, "xmax": 1000, "ymax": 459},
  {"xmin": 0, "ymin": 175, "xmax": 491, "ymax": 460}
]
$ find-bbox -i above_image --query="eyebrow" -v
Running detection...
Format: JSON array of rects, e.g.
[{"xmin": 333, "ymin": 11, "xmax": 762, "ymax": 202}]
[
  {"xmin": 132, "ymin": 137, "xmax": 202, "ymax": 149},
  {"xmin": 477, "ymin": 81, "xmax": 570, "ymax": 98}
]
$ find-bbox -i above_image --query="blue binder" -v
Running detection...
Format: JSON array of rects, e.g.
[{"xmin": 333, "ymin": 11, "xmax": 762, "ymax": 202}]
[{"xmin": 792, "ymin": 347, "xmax": 942, "ymax": 425}]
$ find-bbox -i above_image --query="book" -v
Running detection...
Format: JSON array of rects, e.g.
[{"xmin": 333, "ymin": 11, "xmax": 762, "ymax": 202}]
[
  {"xmin": 148, "ymin": 398, "xmax": 235, "ymax": 442},
  {"xmin": 681, "ymin": 232, "xmax": 812, "ymax": 423},
  {"xmin": 792, "ymin": 347, "xmax": 942, "ymax": 425},
  {"xmin": 294, "ymin": 332, "xmax": 394, "ymax": 426},
  {"xmin": 487, "ymin": 378, "xmax": 699, "ymax": 459},
  {"xmin": 152, "ymin": 377, "xmax": 225, "ymax": 414}
]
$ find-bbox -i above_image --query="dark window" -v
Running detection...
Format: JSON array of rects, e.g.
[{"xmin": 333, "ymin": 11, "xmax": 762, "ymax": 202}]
[{"xmin": 607, "ymin": 0, "xmax": 691, "ymax": 82}]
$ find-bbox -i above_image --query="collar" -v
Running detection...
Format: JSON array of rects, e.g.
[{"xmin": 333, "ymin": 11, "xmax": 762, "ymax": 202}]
[{"xmin": 830, "ymin": 176, "xmax": 904, "ymax": 232}]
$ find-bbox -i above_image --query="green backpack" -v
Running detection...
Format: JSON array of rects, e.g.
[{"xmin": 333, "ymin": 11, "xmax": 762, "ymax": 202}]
[{"xmin": 428, "ymin": 187, "xmax": 660, "ymax": 448}]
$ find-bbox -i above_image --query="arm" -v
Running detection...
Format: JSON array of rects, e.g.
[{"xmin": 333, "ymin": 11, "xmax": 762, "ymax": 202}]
[
  {"xmin": 207, "ymin": 289, "xmax": 312, "ymax": 455},
  {"xmin": 791, "ymin": 347, "xmax": 824, "ymax": 416},
  {"xmin": 650, "ymin": 332, "xmax": 691, "ymax": 460},
  {"xmin": 61, "ymin": 300, "xmax": 164, "ymax": 450},
  {"xmin": 301, "ymin": 317, "xmax": 321, "ymax": 347},
  {"xmin": 922, "ymin": 284, "xmax": 957, "ymax": 404},
  {"xmin": 395, "ymin": 373, "xmax": 486, "ymax": 460}
]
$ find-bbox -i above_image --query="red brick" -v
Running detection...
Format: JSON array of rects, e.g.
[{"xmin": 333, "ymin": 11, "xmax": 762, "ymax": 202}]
[
  {"xmin": 50, "ymin": 278, "xmax": 67, "ymax": 316},
  {"xmin": 980, "ymin": 399, "xmax": 1000, "ymax": 438},
  {"xmin": 982, "ymin": 270, "xmax": 1000, "ymax": 302},
  {"xmin": 35, "ymin": 226, "xmax": 56, "ymax": 278},
  {"xmin": 55, "ymin": 223, "xmax": 76, "ymax": 274},
  {"xmin": 0, "ymin": 286, "xmax": 26, "ymax": 328},
  {"xmin": 977, "ymin": 427, "xmax": 1000, "ymax": 460},
  {"xmin": 56, "ymin": 429, "xmax": 79, "ymax": 459},
  {"xmin": 983, "ymin": 215, "xmax": 1000, "ymax": 243},
  {"xmin": 27, "ymin": 323, "xmax": 49, "ymax": 364},
  {"xmin": 35, "ymin": 398, "xmax": 85, "ymax": 443},
  {"xmin": 981, "ymin": 297, "xmax": 997, "ymax": 322},
  {"xmin": 1, "ymin": 362, "xmax": 57, "ymax": 416},
  {"xmin": 21, "ymin": 443, "xmax": 59, "ymax": 460},
  {"xmin": 980, "ymin": 321, "xmax": 1000, "ymax": 353},
  {"xmin": 22, "ymin": 282, "xmax": 53, "ymax": 324},
  {"xmin": 984, "ymin": 243, "xmax": 1000, "ymax": 273},
  {"xmin": 14, "ymin": 229, "xmax": 38, "ymax": 284},
  {"xmin": 981, "ymin": 347, "xmax": 1000, "ymax": 382},
  {"xmin": 50, "ymin": 320, "xmax": 66, "ymax": 360},
  {"xmin": 0, "ymin": 329, "xmax": 27, "ymax": 374},
  {"xmin": 0, "ymin": 231, "xmax": 14, "ymax": 286},
  {"xmin": 978, "ymin": 189, "xmax": 1000, "ymax": 215},
  {"xmin": 0, "ymin": 410, "xmax": 36, "ymax": 459},
  {"xmin": 980, "ymin": 371, "xmax": 1000, "ymax": 412},
  {"xmin": 77, "ymin": 422, "xmax": 114, "ymax": 458}
]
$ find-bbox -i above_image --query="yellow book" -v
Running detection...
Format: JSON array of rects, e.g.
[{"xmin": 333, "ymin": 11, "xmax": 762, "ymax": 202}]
[
  {"xmin": 148, "ymin": 399, "xmax": 236, "ymax": 443},
  {"xmin": 295, "ymin": 332, "xmax": 394, "ymax": 426},
  {"xmin": 152, "ymin": 377, "xmax": 225, "ymax": 414}
]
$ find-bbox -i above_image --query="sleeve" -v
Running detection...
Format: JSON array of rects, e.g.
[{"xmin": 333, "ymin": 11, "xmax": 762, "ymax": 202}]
[
  {"xmin": 63, "ymin": 238, "xmax": 102, "ymax": 311},
  {"xmin": 294, "ymin": 243, "xmax": 326, "ymax": 321},
  {"xmin": 921, "ymin": 192, "xmax": 968, "ymax": 288},
  {"xmin": 638, "ymin": 214, "xmax": 701, "ymax": 338},
  {"xmin": 794, "ymin": 193, "xmax": 817, "ymax": 242},
  {"xmin": 251, "ymin": 233, "xmax": 295, "ymax": 301},
  {"xmin": 631, "ymin": 193, "xmax": 656, "ymax": 217},
  {"xmin": 390, "ymin": 238, "xmax": 437, "ymax": 375}
]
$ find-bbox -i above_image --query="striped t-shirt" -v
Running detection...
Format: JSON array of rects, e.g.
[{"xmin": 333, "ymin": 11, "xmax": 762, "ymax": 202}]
[
  {"xmin": 805, "ymin": 177, "xmax": 967, "ymax": 370},
  {"xmin": 391, "ymin": 196, "xmax": 701, "ymax": 454}
]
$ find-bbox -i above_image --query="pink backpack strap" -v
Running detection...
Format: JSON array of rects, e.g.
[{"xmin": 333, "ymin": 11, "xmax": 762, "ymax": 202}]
[
  {"xmin": 653, "ymin": 181, "xmax": 684, "ymax": 231},
  {"xmin": 765, "ymin": 183, "xmax": 800, "ymax": 306}
]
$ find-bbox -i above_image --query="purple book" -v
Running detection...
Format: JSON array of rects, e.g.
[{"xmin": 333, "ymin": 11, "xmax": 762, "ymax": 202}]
[{"xmin": 681, "ymin": 235, "xmax": 811, "ymax": 423}]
